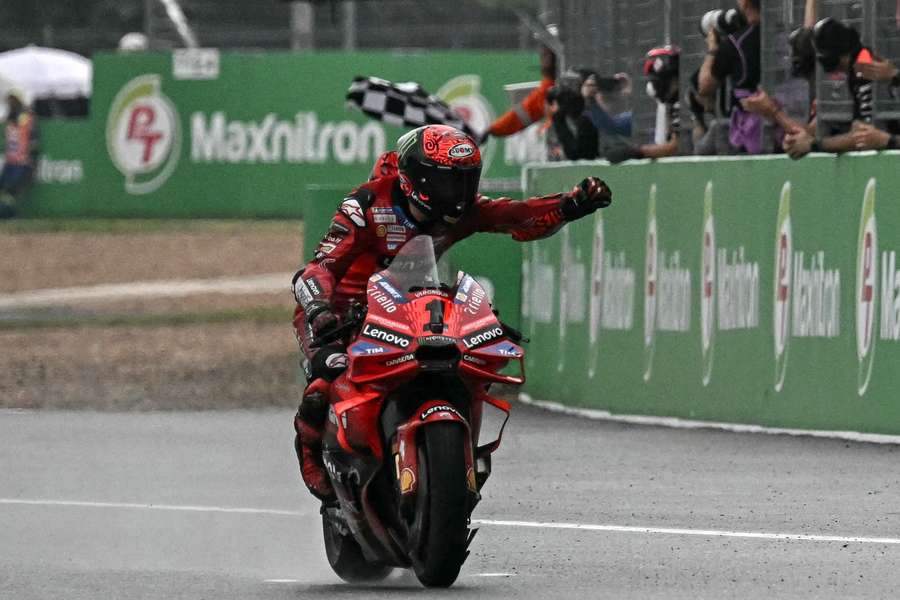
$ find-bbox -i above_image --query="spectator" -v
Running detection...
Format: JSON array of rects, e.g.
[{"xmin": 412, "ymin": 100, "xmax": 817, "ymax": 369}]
[
  {"xmin": 545, "ymin": 70, "xmax": 599, "ymax": 161},
  {"xmin": 581, "ymin": 71, "xmax": 634, "ymax": 159},
  {"xmin": 698, "ymin": 0, "xmax": 762, "ymax": 154},
  {"xmin": 740, "ymin": 0, "xmax": 819, "ymax": 141},
  {"xmin": 608, "ymin": 46, "xmax": 681, "ymax": 163},
  {"xmin": 783, "ymin": 17, "xmax": 900, "ymax": 158},
  {"xmin": 482, "ymin": 45, "xmax": 556, "ymax": 143},
  {"xmin": 0, "ymin": 91, "xmax": 38, "ymax": 219}
]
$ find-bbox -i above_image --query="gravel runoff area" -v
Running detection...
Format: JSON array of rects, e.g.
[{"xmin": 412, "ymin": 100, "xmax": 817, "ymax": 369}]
[{"xmin": 0, "ymin": 221, "xmax": 305, "ymax": 410}]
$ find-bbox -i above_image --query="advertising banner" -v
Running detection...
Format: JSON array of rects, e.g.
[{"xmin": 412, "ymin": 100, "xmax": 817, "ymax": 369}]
[
  {"xmin": 21, "ymin": 50, "xmax": 542, "ymax": 218},
  {"xmin": 523, "ymin": 153, "xmax": 900, "ymax": 435}
]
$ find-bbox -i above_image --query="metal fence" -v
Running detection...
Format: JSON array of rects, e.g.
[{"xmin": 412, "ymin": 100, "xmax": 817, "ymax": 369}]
[{"xmin": 555, "ymin": 0, "xmax": 900, "ymax": 150}]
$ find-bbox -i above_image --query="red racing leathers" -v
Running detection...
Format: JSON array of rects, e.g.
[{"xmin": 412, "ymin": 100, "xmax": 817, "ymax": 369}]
[
  {"xmin": 292, "ymin": 157, "xmax": 578, "ymax": 351},
  {"xmin": 291, "ymin": 151, "xmax": 607, "ymax": 499}
]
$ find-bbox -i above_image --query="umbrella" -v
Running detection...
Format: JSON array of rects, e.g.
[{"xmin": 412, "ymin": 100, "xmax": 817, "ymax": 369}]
[{"xmin": 0, "ymin": 45, "xmax": 92, "ymax": 101}]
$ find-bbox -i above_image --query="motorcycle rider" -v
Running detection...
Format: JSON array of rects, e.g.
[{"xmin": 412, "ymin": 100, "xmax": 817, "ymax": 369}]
[{"xmin": 292, "ymin": 124, "xmax": 612, "ymax": 501}]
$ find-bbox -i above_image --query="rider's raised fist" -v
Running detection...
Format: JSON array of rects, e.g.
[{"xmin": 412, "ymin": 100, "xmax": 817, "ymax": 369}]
[{"xmin": 562, "ymin": 176, "xmax": 613, "ymax": 220}]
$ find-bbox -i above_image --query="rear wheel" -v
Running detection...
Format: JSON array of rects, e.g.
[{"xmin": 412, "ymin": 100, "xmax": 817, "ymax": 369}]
[
  {"xmin": 322, "ymin": 512, "xmax": 392, "ymax": 583},
  {"xmin": 411, "ymin": 422, "xmax": 470, "ymax": 588}
]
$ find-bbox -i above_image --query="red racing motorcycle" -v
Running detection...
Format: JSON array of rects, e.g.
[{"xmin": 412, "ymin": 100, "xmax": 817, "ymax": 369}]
[{"xmin": 314, "ymin": 235, "xmax": 525, "ymax": 588}]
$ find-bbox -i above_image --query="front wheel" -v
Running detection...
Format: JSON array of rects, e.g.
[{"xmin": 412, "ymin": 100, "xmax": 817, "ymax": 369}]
[
  {"xmin": 411, "ymin": 422, "xmax": 471, "ymax": 588},
  {"xmin": 322, "ymin": 512, "xmax": 392, "ymax": 583}
]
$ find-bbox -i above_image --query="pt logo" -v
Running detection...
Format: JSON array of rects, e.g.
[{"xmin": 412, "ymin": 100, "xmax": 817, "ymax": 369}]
[
  {"xmin": 106, "ymin": 75, "xmax": 181, "ymax": 194},
  {"xmin": 773, "ymin": 182, "xmax": 793, "ymax": 392},
  {"xmin": 588, "ymin": 210, "xmax": 605, "ymax": 379},
  {"xmin": 700, "ymin": 182, "xmax": 716, "ymax": 387},
  {"xmin": 643, "ymin": 184, "xmax": 658, "ymax": 382},
  {"xmin": 856, "ymin": 178, "xmax": 877, "ymax": 396}
]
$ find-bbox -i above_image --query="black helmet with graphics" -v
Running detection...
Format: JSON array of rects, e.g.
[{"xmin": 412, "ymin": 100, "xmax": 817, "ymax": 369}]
[
  {"xmin": 396, "ymin": 125, "xmax": 482, "ymax": 223},
  {"xmin": 813, "ymin": 17, "xmax": 862, "ymax": 73}
]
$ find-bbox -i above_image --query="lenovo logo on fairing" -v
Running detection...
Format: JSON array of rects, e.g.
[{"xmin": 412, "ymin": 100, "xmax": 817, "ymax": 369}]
[
  {"xmin": 361, "ymin": 323, "xmax": 411, "ymax": 348},
  {"xmin": 463, "ymin": 326, "xmax": 503, "ymax": 349}
]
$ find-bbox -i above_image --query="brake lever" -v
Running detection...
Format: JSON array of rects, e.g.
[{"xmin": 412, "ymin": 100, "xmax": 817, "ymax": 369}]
[
  {"xmin": 501, "ymin": 321, "xmax": 529, "ymax": 344},
  {"xmin": 311, "ymin": 304, "xmax": 368, "ymax": 349}
]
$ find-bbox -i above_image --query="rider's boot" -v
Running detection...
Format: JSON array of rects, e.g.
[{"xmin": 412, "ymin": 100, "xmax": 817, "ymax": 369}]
[{"xmin": 294, "ymin": 378, "xmax": 335, "ymax": 501}]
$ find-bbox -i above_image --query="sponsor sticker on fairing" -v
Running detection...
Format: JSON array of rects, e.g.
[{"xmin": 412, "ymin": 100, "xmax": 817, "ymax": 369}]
[
  {"xmin": 361, "ymin": 323, "xmax": 412, "ymax": 348},
  {"xmin": 463, "ymin": 325, "xmax": 504, "ymax": 349},
  {"xmin": 420, "ymin": 404, "xmax": 463, "ymax": 420},
  {"xmin": 418, "ymin": 335, "xmax": 456, "ymax": 346},
  {"xmin": 385, "ymin": 353, "xmax": 415, "ymax": 367}
]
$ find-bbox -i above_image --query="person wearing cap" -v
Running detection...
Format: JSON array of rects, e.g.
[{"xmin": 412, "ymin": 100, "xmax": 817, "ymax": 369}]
[
  {"xmin": 606, "ymin": 46, "xmax": 681, "ymax": 163},
  {"xmin": 784, "ymin": 17, "xmax": 900, "ymax": 158},
  {"xmin": 0, "ymin": 91, "xmax": 38, "ymax": 218}
]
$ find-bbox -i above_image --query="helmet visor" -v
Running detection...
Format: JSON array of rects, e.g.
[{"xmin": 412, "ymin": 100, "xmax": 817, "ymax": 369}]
[{"xmin": 414, "ymin": 163, "xmax": 481, "ymax": 218}]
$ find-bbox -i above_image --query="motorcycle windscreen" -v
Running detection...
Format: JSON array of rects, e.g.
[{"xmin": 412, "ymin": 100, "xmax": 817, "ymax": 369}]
[{"xmin": 375, "ymin": 234, "xmax": 453, "ymax": 293}]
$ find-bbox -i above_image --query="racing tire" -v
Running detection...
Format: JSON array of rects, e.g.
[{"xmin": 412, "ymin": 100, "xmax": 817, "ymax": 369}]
[
  {"xmin": 322, "ymin": 513, "xmax": 392, "ymax": 583},
  {"xmin": 412, "ymin": 422, "xmax": 470, "ymax": 588}
]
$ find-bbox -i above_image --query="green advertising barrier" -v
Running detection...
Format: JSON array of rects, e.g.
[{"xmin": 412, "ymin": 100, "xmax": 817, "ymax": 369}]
[
  {"xmin": 20, "ymin": 50, "xmax": 542, "ymax": 218},
  {"xmin": 523, "ymin": 153, "xmax": 900, "ymax": 435},
  {"xmin": 302, "ymin": 184, "xmax": 522, "ymax": 327}
]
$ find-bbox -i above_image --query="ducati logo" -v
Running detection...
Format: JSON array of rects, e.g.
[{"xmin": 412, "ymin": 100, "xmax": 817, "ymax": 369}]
[
  {"xmin": 700, "ymin": 182, "xmax": 716, "ymax": 387},
  {"xmin": 643, "ymin": 185, "xmax": 658, "ymax": 382},
  {"xmin": 856, "ymin": 178, "xmax": 878, "ymax": 396},
  {"xmin": 587, "ymin": 210, "xmax": 604, "ymax": 380}
]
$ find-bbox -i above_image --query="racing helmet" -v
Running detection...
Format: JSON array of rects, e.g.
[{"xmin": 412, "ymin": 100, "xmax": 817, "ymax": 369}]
[
  {"xmin": 789, "ymin": 27, "xmax": 816, "ymax": 79},
  {"xmin": 396, "ymin": 125, "xmax": 482, "ymax": 223},
  {"xmin": 813, "ymin": 17, "xmax": 862, "ymax": 73},
  {"xmin": 643, "ymin": 46, "xmax": 680, "ymax": 104}
]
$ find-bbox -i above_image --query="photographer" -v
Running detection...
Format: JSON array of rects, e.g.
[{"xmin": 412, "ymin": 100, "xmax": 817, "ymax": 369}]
[
  {"xmin": 740, "ymin": 0, "xmax": 818, "ymax": 142},
  {"xmin": 546, "ymin": 70, "xmax": 599, "ymax": 161},
  {"xmin": 607, "ymin": 46, "xmax": 682, "ymax": 163},
  {"xmin": 783, "ymin": 17, "xmax": 900, "ymax": 158},
  {"xmin": 697, "ymin": 0, "xmax": 762, "ymax": 154}
]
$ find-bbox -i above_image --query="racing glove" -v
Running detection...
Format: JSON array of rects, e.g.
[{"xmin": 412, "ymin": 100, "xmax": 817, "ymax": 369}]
[
  {"xmin": 305, "ymin": 301, "xmax": 340, "ymax": 346},
  {"xmin": 562, "ymin": 176, "xmax": 613, "ymax": 221}
]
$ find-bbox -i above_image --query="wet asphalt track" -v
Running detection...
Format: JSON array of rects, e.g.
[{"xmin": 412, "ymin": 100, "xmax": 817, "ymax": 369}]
[{"xmin": 3, "ymin": 402, "xmax": 900, "ymax": 599}]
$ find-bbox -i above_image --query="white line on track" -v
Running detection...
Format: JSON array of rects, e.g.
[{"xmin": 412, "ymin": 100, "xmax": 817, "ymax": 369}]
[
  {"xmin": 3, "ymin": 498, "xmax": 900, "ymax": 546},
  {"xmin": 0, "ymin": 273, "xmax": 292, "ymax": 310},
  {"xmin": 519, "ymin": 394, "xmax": 900, "ymax": 446}
]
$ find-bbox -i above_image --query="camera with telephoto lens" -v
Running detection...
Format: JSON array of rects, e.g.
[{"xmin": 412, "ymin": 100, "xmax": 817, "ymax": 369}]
[
  {"xmin": 546, "ymin": 70, "xmax": 587, "ymax": 117},
  {"xmin": 700, "ymin": 8, "xmax": 747, "ymax": 37}
]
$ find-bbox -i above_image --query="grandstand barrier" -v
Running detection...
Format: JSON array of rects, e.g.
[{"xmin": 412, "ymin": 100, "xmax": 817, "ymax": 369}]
[
  {"xmin": 523, "ymin": 153, "xmax": 900, "ymax": 435},
  {"xmin": 19, "ymin": 50, "xmax": 542, "ymax": 218}
]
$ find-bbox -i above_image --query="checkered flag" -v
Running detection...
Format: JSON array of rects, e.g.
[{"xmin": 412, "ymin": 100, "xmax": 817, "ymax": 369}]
[{"xmin": 346, "ymin": 76, "xmax": 477, "ymax": 138}]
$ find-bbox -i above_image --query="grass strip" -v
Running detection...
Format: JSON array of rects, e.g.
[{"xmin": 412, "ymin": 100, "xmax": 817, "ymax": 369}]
[
  {"xmin": 0, "ymin": 306, "xmax": 292, "ymax": 331},
  {"xmin": 0, "ymin": 219, "xmax": 304, "ymax": 235}
]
